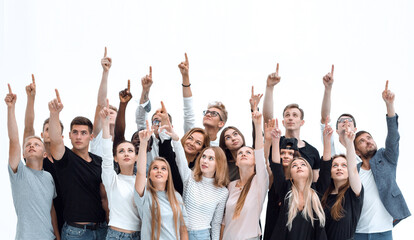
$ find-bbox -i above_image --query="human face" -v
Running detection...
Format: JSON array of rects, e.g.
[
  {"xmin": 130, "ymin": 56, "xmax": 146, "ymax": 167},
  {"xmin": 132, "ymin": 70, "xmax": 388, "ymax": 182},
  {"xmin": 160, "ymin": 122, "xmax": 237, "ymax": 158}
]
[
  {"xmin": 108, "ymin": 109, "xmax": 117, "ymax": 125},
  {"xmin": 236, "ymin": 146, "xmax": 255, "ymax": 167},
  {"xmin": 199, "ymin": 148, "xmax": 217, "ymax": 178},
  {"xmin": 41, "ymin": 123, "xmax": 62, "ymax": 143},
  {"xmin": 224, "ymin": 129, "xmax": 243, "ymax": 151},
  {"xmin": 151, "ymin": 115, "xmax": 161, "ymax": 136},
  {"xmin": 184, "ymin": 132, "xmax": 204, "ymax": 156},
  {"xmin": 282, "ymin": 108, "xmax": 304, "ymax": 131},
  {"xmin": 331, "ymin": 157, "xmax": 348, "ymax": 182},
  {"xmin": 336, "ymin": 116, "xmax": 356, "ymax": 134},
  {"xmin": 355, "ymin": 133, "xmax": 377, "ymax": 159},
  {"xmin": 115, "ymin": 142, "xmax": 136, "ymax": 170},
  {"xmin": 280, "ymin": 149, "xmax": 295, "ymax": 167},
  {"xmin": 149, "ymin": 160, "xmax": 169, "ymax": 186},
  {"xmin": 69, "ymin": 125, "xmax": 93, "ymax": 151},
  {"xmin": 290, "ymin": 159, "xmax": 310, "ymax": 181},
  {"xmin": 23, "ymin": 138, "xmax": 46, "ymax": 160},
  {"xmin": 203, "ymin": 107, "xmax": 224, "ymax": 129}
]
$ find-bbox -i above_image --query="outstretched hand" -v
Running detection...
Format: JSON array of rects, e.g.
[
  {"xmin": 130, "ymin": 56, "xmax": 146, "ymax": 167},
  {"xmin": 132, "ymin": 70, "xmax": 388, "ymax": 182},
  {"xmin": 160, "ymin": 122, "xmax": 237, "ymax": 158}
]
[
  {"xmin": 251, "ymin": 102, "xmax": 262, "ymax": 126},
  {"xmin": 48, "ymin": 89, "xmax": 64, "ymax": 113},
  {"xmin": 343, "ymin": 122, "xmax": 356, "ymax": 147},
  {"xmin": 101, "ymin": 47, "xmax": 112, "ymax": 72},
  {"xmin": 25, "ymin": 74, "xmax": 36, "ymax": 97},
  {"xmin": 159, "ymin": 118, "xmax": 179, "ymax": 141},
  {"xmin": 250, "ymin": 86, "xmax": 263, "ymax": 111},
  {"xmin": 267, "ymin": 63, "xmax": 281, "ymax": 87},
  {"xmin": 119, "ymin": 80, "xmax": 132, "ymax": 103},
  {"xmin": 178, "ymin": 53, "xmax": 189, "ymax": 77},
  {"xmin": 323, "ymin": 116, "xmax": 333, "ymax": 143},
  {"xmin": 322, "ymin": 64, "xmax": 334, "ymax": 88},
  {"xmin": 5, "ymin": 84, "xmax": 17, "ymax": 107},
  {"xmin": 141, "ymin": 66, "xmax": 153, "ymax": 91},
  {"xmin": 264, "ymin": 118, "xmax": 276, "ymax": 142},
  {"xmin": 270, "ymin": 119, "xmax": 282, "ymax": 141},
  {"xmin": 138, "ymin": 120, "xmax": 153, "ymax": 142},
  {"xmin": 382, "ymin": 80, "xmax": 395, "ymax": 104},
  {"xmin": 99, "ymin": 99, "xmax": 110, "ymax": 122}
]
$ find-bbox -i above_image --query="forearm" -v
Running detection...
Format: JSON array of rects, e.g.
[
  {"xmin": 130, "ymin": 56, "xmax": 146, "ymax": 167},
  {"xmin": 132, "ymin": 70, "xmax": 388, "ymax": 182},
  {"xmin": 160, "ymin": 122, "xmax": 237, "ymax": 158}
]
[
  {"xmin": 49, "ymin": 112, "xmax": 63, "ymax": 143},
  {"xmin": 263, "ymin": 86, "xmax": 274, "ymax": 123},
  {"xmin": 8, "ymin": 106, "xmax": 21, "ymax": 170},
  {"xmin": 322, "ymin": 138, "xmax": 332, "ymax": 161},
  {"xmin": 172, "ymin": 140, "xmax": 191, "ymax": 182},
  {"xmin": 321, "ymin": 87, "xmax": 332, "ymax": 123},
  {"xmin": 254, "ymin": 123, "xmax": 264, "ymax": 150},
  {"xmin": 271, "ymin": 140, "xmax": 281, "ymax": 164},
  {"xmin": 386, "ymin": 102, "xmax": 395, "ymax": 118},
  {"xmin": 113, "ymin": 102, "xmax": 127, "ymax": 145},
  {"xmin": 182, "ymin": 74, "xmax": 192, "ymax": 98},
  {"xmin": 23, "ymin": 96, "xmax": 35, "ymax": 140},
  {"xmin": 135, "ymin": 142, "xmax": 148, "ymax": 195},
  {"xmin": 139, "ymin": 88, "xmax": 150, "ymax": 104},
  {"xmin": 346, "ymin": 144, "xmax": 361, "ymax": 194},
  {"xmin": 97, "ymin": 70, "xmax": 109, "ymax": 107}
]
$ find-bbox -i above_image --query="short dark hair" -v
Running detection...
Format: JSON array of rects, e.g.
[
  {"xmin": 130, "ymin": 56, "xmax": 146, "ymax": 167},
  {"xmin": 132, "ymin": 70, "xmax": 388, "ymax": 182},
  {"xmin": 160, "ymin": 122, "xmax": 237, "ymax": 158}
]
[
  {"xmin": 336, "ymin": 113, "xmax": 356, "ymax": 129},
  {"xmin": 151, "ymin": 112, "xmax": 173, "ymax": 124},
  {"xmin": 43, "ymin": 118, "xmax": 64, "ymax": 134},
  {"xmin": 354, "ymin": 130, "xmax": 372, "ymax": 147},
  {"xmin": 70, "ymin": 116, "xmax": 93, "ymax": 134},
  {"xmin": 283, "ymin": 104, "xmax": 304, "ymax": 120}
]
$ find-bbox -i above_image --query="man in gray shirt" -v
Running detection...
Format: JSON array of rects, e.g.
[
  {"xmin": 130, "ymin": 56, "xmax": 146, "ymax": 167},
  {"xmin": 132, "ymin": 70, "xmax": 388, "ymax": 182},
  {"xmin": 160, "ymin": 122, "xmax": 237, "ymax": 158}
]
[{"xmin": 6, "ymin": 84, "xmax": 59, "ymax": 240}]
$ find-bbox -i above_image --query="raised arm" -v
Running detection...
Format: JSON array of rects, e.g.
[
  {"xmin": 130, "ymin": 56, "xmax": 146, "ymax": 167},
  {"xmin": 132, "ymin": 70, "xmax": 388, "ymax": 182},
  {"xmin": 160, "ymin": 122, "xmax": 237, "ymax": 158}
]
[
  {"xmin": 136, "ymin": 67, "xmax": 153, "ymax": 130},
  {"xmin": 179, "ymin": 53, "xmax": 196, "ymax": 133},
  {"xmin": 93, "ymin": 47, "xmax": 112, "ymax": 137},
  {"xmin": 382, "ymin": 80, "xmax": 399, "ymax": 164},
  {"xmin": 343, "ymin": 123, "xmax": 362, "ymax": 196},
  {"xmin": 322, "ymin": 117, "xmax": 333, "ymax": 161},
  {"xmin": 383, "ymin": 80, "xmax": 395, "ymax": 117},
  {"xmin": 179, "ymin": 53, "xmax": 192, "ymax": 98},
  {"xmin": 263, "ymin": 63, "xmax": 280, "ymax": 123},
  {"xmin": 270, "ymin": 119, "xmax": 282, "ymax": 164},
  {"xmin": 252, "ymin": 102, "xmax": 264, "ymax": 150},
  {"xmin": 264, "ymin": 118, "xmax": 275, "ymax": 160},
  {"xmin": 113, "ymin": 80, "xmax": 132, "ymax": 150},
  {"xmin": 250, "ymin": 86, "xmax": 263, "ymax": 149},
  {"xmin": 6, "ymin": 84, "xmax": 20, "ymax": 172},
  {"xmin": 23, "ymin": 74, "xmax": 36, "ymax": 141},
  {"xmin": 135, "ymin": 121, "xmax": 153, "ymax": 196},
  {"xmin": 321, "ymin": 65, "xmax": 334, "ymax": 124},
  {"xmin": 48, "ymin": 89, "xmax": 65, "ymax": 160}
]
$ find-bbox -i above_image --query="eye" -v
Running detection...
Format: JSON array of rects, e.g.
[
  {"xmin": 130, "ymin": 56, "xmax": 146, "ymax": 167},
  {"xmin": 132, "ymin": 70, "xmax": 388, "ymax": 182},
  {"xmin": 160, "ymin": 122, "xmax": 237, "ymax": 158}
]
[
  {"xmin": 342, "ymin": 164, "xmax": 347, "ymax": 168},
  {"xmin": 202, "ymin": 154, "xmax": 207, "ymax": 159},
  {"xmin": 233, "ymin": 132, "xmax": 239, "ymax": 137},
  {"xmin": 119, "ymin": 149, "xmax": 124, "ymax": 153},
  {"xmin": 153, "ymin": 166, "xmax": 158, "ymax": 170},
  {"xmin": 225, "ymin": 136, "xmax": 230, "ymax": 141},
  {"xmin": 128, "ymin": 149, "xmax": 134, "ymax": 153},
  {"xmin": 196, "ymin": 141, "xmax": 202, "ymax": 146},
  {"xmin": 333, "ymin": 163, "xmax": 338, "ymax": 168},
  {"xmin": 209, "ymin": 156, "xmax": 214, "ymax": 161},
  {"xmin": 238, "ymin": 151, "xmax": 243, "ymax": 155},
  {"xmin": 162, "ymin": 167, "xmax": 167, "ymax": 171}
]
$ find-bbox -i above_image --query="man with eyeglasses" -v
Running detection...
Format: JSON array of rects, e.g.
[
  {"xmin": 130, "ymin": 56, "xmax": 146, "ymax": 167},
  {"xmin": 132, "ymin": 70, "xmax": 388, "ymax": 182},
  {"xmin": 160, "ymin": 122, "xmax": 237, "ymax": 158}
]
[
  {"xmin": 178, "ymin": 53, "xmax": 228, "ymax": 146},
  {"xmin": 320, "ymin": 65, "xmax": 361, "ymax": 162}
]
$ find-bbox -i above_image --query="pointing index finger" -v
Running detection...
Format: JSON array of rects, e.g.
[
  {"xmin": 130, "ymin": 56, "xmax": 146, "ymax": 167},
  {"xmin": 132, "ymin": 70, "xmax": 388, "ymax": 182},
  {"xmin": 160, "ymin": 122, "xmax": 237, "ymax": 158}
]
[
  {"xmin": 161, "ymin": 101, "xmax": 166, "ymax": 112},
  {"xmin": 276, "ymin": 63, "xmax": 279, "ymax": 75},
  {"xmin": 331, "ymin": 64, "xmax": 334, "ymax": 77},
  {"xmin": 127, "ymin": 79, "xmax": 131, "ymax": 91},
  {"xmin": 149, "ymin": 66, "xmax": 152, "ymax": 78},
  {"xmin": 55, "ymin": 89, "xmax": 61, "ymax": 103},
  {"xmin": 104, "ymin": 47, "xmax": 107, "ymax": 58},
  {"xmin": 8, "ymin": 83, "xmax": 12, "ymax": 94},
  {"xmin": 185, "ymin": 53, "xmax": 188, "ymax": 64},
  {"xmin": 106, "ymin": 98, "xmax": 109, "ymax": 109},
  {"xmin": 31, "ymin": 74, "xmax": 35, "ymax": 84},
  {"xmin": 385, "ymin": 80, "xmax": 389, "ymax": 91}
]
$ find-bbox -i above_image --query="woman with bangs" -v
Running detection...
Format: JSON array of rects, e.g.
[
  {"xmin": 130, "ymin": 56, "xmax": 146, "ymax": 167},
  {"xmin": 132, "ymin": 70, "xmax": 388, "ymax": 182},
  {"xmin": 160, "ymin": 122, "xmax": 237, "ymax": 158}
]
[
  {"xmin": 159, "ymin": 120, "xmax": 229, "ymax": 240},
  {"xmin": 320, "ymin": 120, "xmax": 363, "ymax": 240},
  {"xmin": 270, "ymin": 119, "xmax": 330, "ymax": 240},
  {"xmin": 100, "ymin": 102, "xmax": 141, "ymax": 239},
  {"xmin": 221, "ymin": 108, "xmax": 269, "ymax": 240},
  {"xmin": 219, "ymin": 126, "xmax": 246, "ymax": 181},
  {"xmin": 134, "ymin": 121, "xmax": 188, "ymax": 240}
]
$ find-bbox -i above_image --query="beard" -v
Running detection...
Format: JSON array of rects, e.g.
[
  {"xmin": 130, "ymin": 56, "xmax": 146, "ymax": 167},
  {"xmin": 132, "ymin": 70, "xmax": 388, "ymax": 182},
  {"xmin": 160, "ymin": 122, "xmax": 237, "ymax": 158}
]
[{"xmin": 362, "ymin": 148, "xmax": 377, "ymax": 159}]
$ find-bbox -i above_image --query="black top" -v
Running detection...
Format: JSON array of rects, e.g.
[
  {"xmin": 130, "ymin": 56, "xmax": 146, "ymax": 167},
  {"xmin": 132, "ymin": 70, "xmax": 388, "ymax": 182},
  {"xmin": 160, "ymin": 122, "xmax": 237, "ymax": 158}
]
[
  {"xmin": 54, "ymin": 147, "xmax": 106, "ymax": 223},
  {"xmin": 43, "ymin": 157, "xmax": 64, "ymax": 232},
  {"xmin": 158, "ymin": 139, "xmax": 184, "ymax": 195},
  {"xmin": 324, "ymin": 187, "xmax": 364, "ymax": 240}
]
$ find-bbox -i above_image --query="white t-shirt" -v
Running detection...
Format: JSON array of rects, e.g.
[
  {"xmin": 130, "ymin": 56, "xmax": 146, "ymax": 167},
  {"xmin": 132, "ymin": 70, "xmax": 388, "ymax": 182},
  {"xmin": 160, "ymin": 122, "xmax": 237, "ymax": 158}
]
[{"xmin": 356, "ymin": 168, "xmax": 393, "ymax": 233}]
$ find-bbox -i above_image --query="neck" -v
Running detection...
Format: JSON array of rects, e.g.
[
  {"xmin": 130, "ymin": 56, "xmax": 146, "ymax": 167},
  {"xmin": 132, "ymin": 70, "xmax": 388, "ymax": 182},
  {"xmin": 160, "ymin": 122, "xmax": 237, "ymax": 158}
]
[
  {"xmin": 361, "ymin": 158, "xmax": 371, "ymax": 170},
  {"xmin": 72, "ymin": 148, "xmax": 91, "ymax": 162},
  {"xmin": 284, "ymin": 130, "xmax": 304, "ymax": 147},
  {"xmin": 185, "ymin": 152, "xmax": 196, "ymax": 165},
  {"xmin": 204, "ymin": 125, "xmax": 218, "ymax": 142},
  {"xmin": 26, "ymin": 158, "xmax": 43, "ymax": 171},
  {"xmin": 333, "ymin": 179, "xmax": 347, "ymax": 193},
  {"xmin": 230, "ymin": 150, "xmax": 237, "ymax": 162},
  {"xmin": 153, "ymin": 182, "xmax": 166, "ymax": 192},
  {"xmin": 294, "ymin": 179, "xmax": 307, "ymax": 192},
  {"xmin": 239, "ymin": 165, "xmax": 255, "ymax": 184},
  {"xmin": 119, "ymin": 165, "xmax": 135, "ymax": 176}
]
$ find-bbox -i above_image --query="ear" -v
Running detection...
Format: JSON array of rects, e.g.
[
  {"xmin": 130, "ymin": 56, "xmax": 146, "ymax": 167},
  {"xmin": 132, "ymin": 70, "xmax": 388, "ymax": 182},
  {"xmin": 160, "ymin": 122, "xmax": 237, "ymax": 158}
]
[
  {"xmin": 89, "ymin": 133, "xmax": 94, "ymax": 141},
  {"xmin": 42, "ymin": 151, "xmax": 48, "ymax": 158},
  {"xmin": 41, "ymin": 132, "xmax": 44, "ymax": 138},
  {"xmin": 218, "ymin": 121, "xmax": 225, "ymax": 128},
  {"xmin": 114, "ymin": 157, "xmax": 119, "ymax": 163},
  {"xmin": 300, "ymin": 120, "xmax": 305, "ymax": 126},
  {"xmin": 282, "ymin": 119, "xmax": 286, "ymax": 127}
]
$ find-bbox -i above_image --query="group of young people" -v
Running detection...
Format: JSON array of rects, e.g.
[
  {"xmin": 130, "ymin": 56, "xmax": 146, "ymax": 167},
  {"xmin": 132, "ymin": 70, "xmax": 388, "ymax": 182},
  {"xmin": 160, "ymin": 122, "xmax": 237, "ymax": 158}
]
[{"xmin": 6, "ymin": 48, "xmax": 410, "ymax": 240}]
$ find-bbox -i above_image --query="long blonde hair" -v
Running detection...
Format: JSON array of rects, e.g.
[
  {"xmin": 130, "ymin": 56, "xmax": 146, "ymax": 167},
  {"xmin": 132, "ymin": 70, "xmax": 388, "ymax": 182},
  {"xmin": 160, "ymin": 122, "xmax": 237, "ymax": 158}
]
[
  {"xmin": 147, "ymin": 157, "xmax": 185, "ymax": 240},
  {"xmin": 193, "ymin": 147, "xmax": 229, "ymax": 188},
  {"xmin": 285, "ymin": 158, "xmax": 325, "ymax": 231}
]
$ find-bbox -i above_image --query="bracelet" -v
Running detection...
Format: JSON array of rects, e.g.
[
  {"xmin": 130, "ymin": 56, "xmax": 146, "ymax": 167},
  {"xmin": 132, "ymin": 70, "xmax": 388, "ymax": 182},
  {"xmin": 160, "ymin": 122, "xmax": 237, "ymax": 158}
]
[{"xmin": 182, "ymin": 83, "xmax": 191, "ymax": 87}]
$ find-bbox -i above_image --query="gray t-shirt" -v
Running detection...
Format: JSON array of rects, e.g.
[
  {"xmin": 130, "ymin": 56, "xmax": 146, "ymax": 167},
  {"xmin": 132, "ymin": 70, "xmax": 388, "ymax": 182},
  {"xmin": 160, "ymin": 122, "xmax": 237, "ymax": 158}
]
[
  {"xmin": 134, "ymin": 187, "xmax": 188, "ymax": 240},
  {"xmin": 8, "ymin": 161, "xmax": 57, "ymax": 240}
]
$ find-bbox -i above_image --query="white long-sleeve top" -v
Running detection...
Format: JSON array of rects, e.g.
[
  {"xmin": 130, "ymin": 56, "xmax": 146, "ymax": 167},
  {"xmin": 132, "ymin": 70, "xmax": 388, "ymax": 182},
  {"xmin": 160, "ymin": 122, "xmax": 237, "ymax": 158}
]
[
  {"xmin": 172, "ymin": 140, "xmax": 228, "ymax": 240},
  {"xmin": 101, "ymin": 138, "xmax": 141, "ymax": 231}
]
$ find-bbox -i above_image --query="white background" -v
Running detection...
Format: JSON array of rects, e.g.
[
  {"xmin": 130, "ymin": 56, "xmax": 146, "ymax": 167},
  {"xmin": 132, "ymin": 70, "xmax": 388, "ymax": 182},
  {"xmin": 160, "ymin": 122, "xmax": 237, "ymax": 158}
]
[{"xmin": 1, "ymin": 0, "xmax": 413, "ymax": 239}]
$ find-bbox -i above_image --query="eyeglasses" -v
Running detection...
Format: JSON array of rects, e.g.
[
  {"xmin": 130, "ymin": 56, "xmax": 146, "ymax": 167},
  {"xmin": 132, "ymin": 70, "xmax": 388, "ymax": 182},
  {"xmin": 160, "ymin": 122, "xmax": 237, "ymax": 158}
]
[
  {"xmin": 152, "ymin": 119, "xmax": 161, "ymax": 126},
  {"xmin": 203, "ymin": 110, "xmax": 223, "ymax": 121},
  {"xmin": 337, "ymin": 117, "xmax": 353, "ymax": 123}
]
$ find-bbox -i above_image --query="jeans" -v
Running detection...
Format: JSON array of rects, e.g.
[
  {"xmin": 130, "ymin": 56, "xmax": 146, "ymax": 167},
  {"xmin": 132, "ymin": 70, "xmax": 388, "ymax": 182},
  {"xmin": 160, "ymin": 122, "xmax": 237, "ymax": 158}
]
[
  {"xmin": 62, "ymin": 222, "xmax": 108, "ymax": 240},
  {"xmin": 188, "ymin": 229, "xmax": 210, "ymax": 240},
  {"xmin": 354, "ymin": 231, "xmax": 392, "ymax": 240},
  {"xmin": 106, "ymin": 228, "xmax": 140, "ymax": 240}
]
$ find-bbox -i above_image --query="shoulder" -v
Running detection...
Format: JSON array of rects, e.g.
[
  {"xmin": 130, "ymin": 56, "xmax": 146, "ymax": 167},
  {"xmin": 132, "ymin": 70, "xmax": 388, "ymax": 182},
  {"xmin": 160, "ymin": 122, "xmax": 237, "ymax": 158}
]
[{"xmin": 90, "ymin": 152, "xmax": 103, "ymax": 164}]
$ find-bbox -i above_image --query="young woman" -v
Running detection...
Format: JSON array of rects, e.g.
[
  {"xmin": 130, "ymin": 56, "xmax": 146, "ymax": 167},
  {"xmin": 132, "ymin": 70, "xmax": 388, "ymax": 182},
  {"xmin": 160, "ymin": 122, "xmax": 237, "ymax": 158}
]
[
  {"xmin": 180, "ymin": 127, "xmax": 210, "ymax": 168},
  {"xmin": 219, "ymin": 126, "xmax": 246, "ymax": 181},
  {"xmin": 221, "ymin": 109, "xmax": 269, "ymax": 240},
  {"xmin": 134, "ymin": 121, "xmax": 188, "ymax": 240},
  {"xmin": 321, "ymin": 120, "xmax": 363, "ymax": 240},
  {"xmin": 270, "ymin": 120, "xmax": 329, "ymax": 240},
  {"xmin": 100, "ymin": 102, "xmax": 140, "ymax": 239},
  {"xmin": 160, "ymin": 121, "xmax": 229, "ymax": 240}
]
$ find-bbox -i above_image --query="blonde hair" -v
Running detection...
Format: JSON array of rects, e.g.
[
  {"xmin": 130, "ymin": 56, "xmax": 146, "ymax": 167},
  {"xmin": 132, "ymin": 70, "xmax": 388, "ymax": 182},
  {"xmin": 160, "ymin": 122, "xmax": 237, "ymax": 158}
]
[
  {"xmin": 181, "ymin": 128, "xmax": 210, "ymax": 165},
  {"xmin": 147, "ymin": 157, "xmax": 185, "ymax": 240},
  {"xmin": 285, "ymin": 158, "xmax": 325, "ymax": 231},
  {"xmin": 208, "ymin": 101, "xmax": 228, "ymax": 125},
  {"xmin": 193, "ymin": 147, "xmax": 229, "ymax": 188}
]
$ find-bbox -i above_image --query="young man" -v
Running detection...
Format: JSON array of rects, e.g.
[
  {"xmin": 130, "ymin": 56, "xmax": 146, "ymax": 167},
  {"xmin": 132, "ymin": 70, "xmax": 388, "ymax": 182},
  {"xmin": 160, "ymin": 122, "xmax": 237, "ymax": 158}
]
[
  {"xmin": 178, "ymin": 53, "xmax": 228, "ymax": 146},
  {"xmin": 263, "ymin": 63, "xmax": 321, "ymax": 181},
  {"xmin": 353, "ymin": 81, "xmax": 410, "ymax": 240},
  {"xmin": 22, "ymin": 74, "xmax": 66, "ymax": 233},
  {"xmin": 6, "ymin": 84, "xmax": 60, "ymax": 240},
  {"xmin": 320, "ymin": 65, "xmax": 360, "ymax": 162},
  {"xmin": 48, "ymin": 89, "xmax": 107, "ymax": 240}
]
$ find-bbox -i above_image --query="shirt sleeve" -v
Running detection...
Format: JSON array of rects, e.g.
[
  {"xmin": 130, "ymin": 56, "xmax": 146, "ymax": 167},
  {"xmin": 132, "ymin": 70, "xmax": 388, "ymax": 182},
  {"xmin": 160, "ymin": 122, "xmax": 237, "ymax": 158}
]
[
  {"xmin": 320, "ymin": 122, "xmax": 338, "ymax": 158},
  {"xmin": 254, "ymin": 148, "xmax": 269, "ymax": 200},
  {"xmin": 384, "ymin": 114, "xmax": 399, "ymax": 165},
  {"xmin": 8, "ymin": 160, "xmax": 25, "ymax": 180},
  {"xmin": 136, "ymin": 100, "xmax": 151, "ymax": 131},
  {"xmin": 172, "ymin": 140, "xmax": 192, "ymax": 184},
  {"xmin": 183, "ymin": 97, "xmax": 196, "ymax": 134},
  {"xmin": 90, "ymin": 130, "xmax": 103, "ymax": 156},
  {"xmin": 101, "ymin": 138, "xmax": 115, "ymax": 192},
  {"xmin": 211, "ymin": 189, "xmax": 229, "ymax": 240}
]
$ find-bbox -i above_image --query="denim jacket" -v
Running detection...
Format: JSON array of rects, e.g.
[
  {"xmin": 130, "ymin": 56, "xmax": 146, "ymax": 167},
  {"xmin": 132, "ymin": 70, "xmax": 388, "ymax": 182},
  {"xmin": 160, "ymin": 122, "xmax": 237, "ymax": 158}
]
[{"xmin": 357, "ymin": 114, "xmax": 411, "ymax": 226}]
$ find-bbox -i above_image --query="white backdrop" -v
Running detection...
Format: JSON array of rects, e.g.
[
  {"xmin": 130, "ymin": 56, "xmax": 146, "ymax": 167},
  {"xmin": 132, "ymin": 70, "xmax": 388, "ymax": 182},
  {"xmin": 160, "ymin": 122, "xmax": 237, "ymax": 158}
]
[{"xmin": 1, "ymin": 0, "xmax": 413, "ymax": 239}]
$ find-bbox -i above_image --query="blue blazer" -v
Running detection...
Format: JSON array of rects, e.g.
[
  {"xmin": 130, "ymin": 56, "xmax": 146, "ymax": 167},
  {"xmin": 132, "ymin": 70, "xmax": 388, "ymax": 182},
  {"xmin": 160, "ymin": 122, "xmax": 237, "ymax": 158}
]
[{"xmin": 357, "ymin": 114, "xmax": 410, "ymax": 226}]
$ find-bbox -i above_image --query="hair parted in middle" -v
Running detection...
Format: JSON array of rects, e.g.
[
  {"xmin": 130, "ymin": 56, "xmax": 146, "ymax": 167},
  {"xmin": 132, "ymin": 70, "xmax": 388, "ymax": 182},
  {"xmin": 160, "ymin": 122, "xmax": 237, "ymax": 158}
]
[{"xmin": 193, "ymin": 147, "xmax": 229, "ymax": 188}]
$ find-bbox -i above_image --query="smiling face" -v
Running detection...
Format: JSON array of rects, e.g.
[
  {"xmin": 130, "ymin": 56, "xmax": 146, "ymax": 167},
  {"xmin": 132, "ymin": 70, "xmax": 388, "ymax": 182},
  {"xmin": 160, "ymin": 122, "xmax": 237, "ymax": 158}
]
[
  {"xmin": 331, "ymin": 156, "xmax": 348, "ymax": 182},
  {"xmin": 236, "ymin": 146, "xmax": 255, "ymax": 167},
  {"xmin": 184, "ymin": 132, "xmax": 205, "ymax": 156},
  {"xmin": 199, "ymin": 148, "xmax": 217, "ymax": 178},
  {"xmin": 289, "ymin": 159, "xmax": 310, "ymax": 181},
  {"xmin": 149, "ymin": 160, "xmax": 169, "ymax": 186},
  {"xmin": 282, "ymin": 108, "xmax": 304, "ymax": 131},
  {"xmin": 114, "ymin": 142, "xmax": 137, "ymax": 171},
  {"xmin": 223, "ymin": 128, "xmax": 244, "ymax": 151},
  {"xmin": 69, "ymin": 125, "xmax": 93, "ymax": 151}
]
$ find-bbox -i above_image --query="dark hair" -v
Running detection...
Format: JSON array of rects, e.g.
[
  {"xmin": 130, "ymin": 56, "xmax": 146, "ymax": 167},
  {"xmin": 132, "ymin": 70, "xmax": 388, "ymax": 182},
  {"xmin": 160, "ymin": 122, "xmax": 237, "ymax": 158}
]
[
  {"xmin": 113, "ymin": 140, "xmax": 138, "ymax": 156},
  {"xmin": 219, "ymin": 126, "xmax": 246, "ymax": 162},
  {"xmin": 43, "ymin": 118, "xmax": 64, "ymax": 134},
  {"xmin": 336, "ymin": 113, "xmax": 356, "ymax": 129},
  {"xmin": 354, "ymin": 130, "xmax": 372, "ymax": 147},
  {"xmin": 151, "ymin": 112, "xmax": 173, "ymax": 124},
  {"xmin": 70, "ymin": 116, "xmax": 93, "ymax": 134},
  {"xmin": 283, "ymin": 104, "xmax": 304, "ymax": 120}
]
